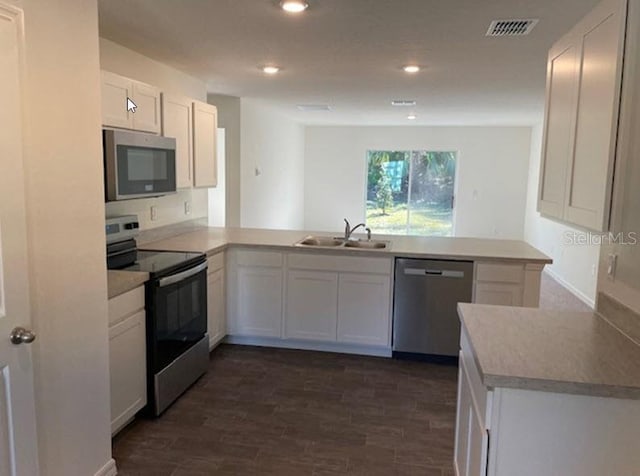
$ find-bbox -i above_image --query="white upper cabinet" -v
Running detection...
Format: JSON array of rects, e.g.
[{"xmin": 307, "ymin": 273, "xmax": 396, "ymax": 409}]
[
  {"xmin": 538, "ymin": 36, "xmax": 580, "ymax": 220},
  {"xmin": 101, "ymin": 71, "xmax": 131, "ymax": 130},
  {"xmin": 162, "ymin": 94, "xmax": 193, "ymax": 189},
  {"xmin": 192, "ymin": 100, "xmax": 218, "ymax": 188},
  {"xmin": 100, "ymin": 70, "xmax": 161, "ymax": 134},
  {"xmin": 539, "ymin": 0, "xmax": 627, "ymax": 231},
  {"xmin": 131, "ymin": 81, "xmax": 161, "ymax": 134}
]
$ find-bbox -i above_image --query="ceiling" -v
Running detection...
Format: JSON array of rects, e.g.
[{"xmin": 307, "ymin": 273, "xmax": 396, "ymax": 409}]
[{"xmin": 98, "ymin": 0, "xmax": 599, "ymax": 126}]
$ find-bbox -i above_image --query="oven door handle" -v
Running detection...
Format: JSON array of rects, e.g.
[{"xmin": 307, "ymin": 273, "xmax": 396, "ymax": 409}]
[{"xmin": 158, "ymin": 261, "xmax": 208, "ymax": 287}]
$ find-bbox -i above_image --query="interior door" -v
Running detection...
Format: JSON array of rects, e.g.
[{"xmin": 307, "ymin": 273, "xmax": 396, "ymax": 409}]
[{"xmin": 0, "ymin": 4, "xmax": 40, "ymax": 475}]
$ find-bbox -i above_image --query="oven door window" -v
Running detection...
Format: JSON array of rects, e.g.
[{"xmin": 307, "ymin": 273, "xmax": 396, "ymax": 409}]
[
  {"xmin": 152, "ymin": 268, "xmax": 207, "ymax": 372},
  {"xmin": 117, "ymin": 145, "xmax": 176, "ymax": 196}
]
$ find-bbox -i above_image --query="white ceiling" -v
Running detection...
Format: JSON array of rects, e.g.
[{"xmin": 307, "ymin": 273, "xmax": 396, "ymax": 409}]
[{"xmin": 98, "ymin": 0, "xmax": 599, "ymax": 126}]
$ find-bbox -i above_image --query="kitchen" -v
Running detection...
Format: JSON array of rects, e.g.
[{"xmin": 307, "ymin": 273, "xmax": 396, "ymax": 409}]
[{"xmin": 2, "ymin": 1, "xmax": 637, "ymax": 474}]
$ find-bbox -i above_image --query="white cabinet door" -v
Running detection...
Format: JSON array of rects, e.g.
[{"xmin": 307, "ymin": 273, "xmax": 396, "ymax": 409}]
[
  {"xmin": 456, "ymin": 354, "xmax": 490, "ymax": 476},
  {"xmin": 455, "ymin": 360, "xmax": 472, "ymax": 476},
  {"xmin": 162, "ymin": 93, "xmax": 193, "ymax": 188},
  {"xmin": 207, "ymin": 268, "xmax": 226, "ymax": 349},
  {"xmin": 337, "ymin": 274, "xmax": 390, "ymax": 346},
  {"xmin": 109, "ymin": 310, "xmax": 146, "ymax": 435},
  {"xmin": 474, "ymin": 283, "xmax": 523, "ymax": 306},
  {"xmin": 286, "ymin": 270, "xmax": 338, "ymax": 341},
  {"xmin": 131, "ymin": 81, "xmax": 161, "ymax": 134},
  {"xmin": 101, "ymin": 70, "xmax": 131, "ymax": 129},
  {"xmin": 193, "ymin": 100, "xmax": 218, "ymax": 188},
  {"xmin": 564, "ymin": 0, "xmax": 626, "ymax": 231},
  {"xmin": 467, "ymin": 406, "xmax": 489, "ymax": 476},
  {"xmin": 236, "ymin": 267, "xmax": 282, "ymax": 337},
  {"xmin": 539, "ymin": 34, "xmax": 580, "ymax": 220}
]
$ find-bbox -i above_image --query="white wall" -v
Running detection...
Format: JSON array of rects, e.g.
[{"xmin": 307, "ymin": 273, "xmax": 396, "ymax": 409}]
[
  {"xmin": 524, "ymin": 124, "xmax": 599, "ymax": 307},
  {"xmin": 208, "ymin": 129, "xmax": 226, "ymax": 226},
  {"xmin": 100, "ymin": 38, "xmax": 209, "ymax": 230},
  {"xmin": 240, "ymin": 99, "xmax": 305, "ymax": 229},
  {"xmin": 208, "ymin": 94, "xmax": 241, "ymax": 227},
  {"xmin": 11, "ymin": 0, "xmax": 113, "ymax": 474},
  {"xmin": 304, "ymin": 126, "xmax": 532, "ymax": 238}
]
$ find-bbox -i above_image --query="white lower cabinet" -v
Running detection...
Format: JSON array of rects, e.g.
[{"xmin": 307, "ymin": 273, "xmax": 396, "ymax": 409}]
[
  {"xmin": 455, "ymin": 327, "xmax": 640, "ymax": 475},
  {"xmin": 226, "ymin": 249, "xmax": 392, "ymax": 353},
  {"xmin": 286, "ymin": 270, "xmax": 338, "ymax": 341},
  {"xmin": 228, "ymin": 250, "xmax": 284, "ymax": 338},
  {"xmin": 284, "ymin": 253, "xmax": 392, "ymax": 348},
  {"xmin": 207, "ymin": 253, "xmax": 226, "ymax": 349},
  {"xmin": 108, "ymin": 286, "xmax": 147, "ymax": 436},
  {"xmin": 473, "ymin": 282, "xmax": 522, "ymax": 307},
  {"xmin": 337, "ymin": 273, "xmax": 391, "ymax": 346},
  {"xmin": 473, "ymin": 262, "xmax": 543, "ymax": 307}
]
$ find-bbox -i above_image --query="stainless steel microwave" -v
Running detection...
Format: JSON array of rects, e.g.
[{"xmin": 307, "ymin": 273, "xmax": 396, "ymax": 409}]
[{"xmin": 103, "ymin": 129, "xmax": 177, "ymax": 201}]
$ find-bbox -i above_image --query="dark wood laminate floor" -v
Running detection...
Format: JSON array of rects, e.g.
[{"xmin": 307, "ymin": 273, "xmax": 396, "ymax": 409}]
[{"xmin": 113, "ymin": 345, "xmax": 458, "ymax": 476}]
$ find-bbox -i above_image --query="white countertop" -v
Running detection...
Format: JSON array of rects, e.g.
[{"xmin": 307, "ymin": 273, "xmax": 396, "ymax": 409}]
[
  {"xmin": 140, "ymin": 227, "xmax": 552, "ymax": 263},
  {"xmin": 458, "ymin": 303, "xmax": 640, "ymax": 399}
]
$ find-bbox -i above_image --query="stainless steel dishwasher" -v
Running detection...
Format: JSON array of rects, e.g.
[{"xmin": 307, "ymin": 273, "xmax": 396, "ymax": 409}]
[{"xmin": 393, "ymin": 258, "xmax": 473, "ymax": 358}]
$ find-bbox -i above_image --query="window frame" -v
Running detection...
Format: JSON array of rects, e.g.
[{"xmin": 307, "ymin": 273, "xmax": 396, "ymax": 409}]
[{"xmin": 362, "ymin": 149, "xmax": 460, "ymax": 237}]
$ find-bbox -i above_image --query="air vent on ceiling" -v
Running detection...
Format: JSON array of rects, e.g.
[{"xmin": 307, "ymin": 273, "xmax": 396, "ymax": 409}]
[
  {"xmin": 486, "ymin": 19, "xmax": 539, "ymax": 37},
  {"xmin": 391, "ymin": 100, "xmax": 417, "ymax": 107},
  {"xmin": 297, "ymin": 104, "xmax": 331, "ymax": 112}
]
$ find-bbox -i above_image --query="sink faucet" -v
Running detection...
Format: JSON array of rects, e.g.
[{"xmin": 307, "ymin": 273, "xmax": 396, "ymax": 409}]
[{"xmin": 344, "ymin": 218, "xmax": 367, "ymax": 240}]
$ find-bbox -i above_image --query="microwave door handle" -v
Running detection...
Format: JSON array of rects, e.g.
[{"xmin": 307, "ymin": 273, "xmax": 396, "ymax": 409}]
[{"xmin": 158, "ymin": 261, "xmax": 208, "ymax": 287}]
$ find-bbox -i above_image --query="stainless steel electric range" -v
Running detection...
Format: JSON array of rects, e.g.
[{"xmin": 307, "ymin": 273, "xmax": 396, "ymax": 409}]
[{"xmin": 106, "ymin": 215, "xmax": 209, "ymax": 416}]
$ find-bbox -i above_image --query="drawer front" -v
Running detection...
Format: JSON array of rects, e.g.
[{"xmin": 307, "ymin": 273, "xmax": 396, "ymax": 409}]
[
  {"xmin": 475, "ymin": 262, "xmax": 524, "ymax": 284},
  {"xmin": 207, "ymin": 252, "xmax": 225, "ymax": 273},
  {"xmin": 236, "ymin": 250, "xmax": 283, "ymax": 268},
  {"xmin": 108, "ymin": 286, "xmax": 145, "ymax": 327},
  {"xmin": 460, "ymin": 328, "xmax": 489, "ymax": 428},
  {"xmin": 288, "ymin": 253, "xmax": 392, "ymax": 275}
]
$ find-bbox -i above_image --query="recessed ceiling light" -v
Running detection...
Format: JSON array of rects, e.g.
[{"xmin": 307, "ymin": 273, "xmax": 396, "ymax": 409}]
[
  {"xmin": 280, "ymin": 0, "xmax": 308, "ymax": 13},
  {"xmin": 403, "ymin": 65, "xmax": 421, "ymax": 74},
  {"xmin": 262, "ymin": 66, "xmax": 281, "ymax": 75},
  {"xmin": 407, "ymin": 114, "xmax": 417, "ymax": 120}
]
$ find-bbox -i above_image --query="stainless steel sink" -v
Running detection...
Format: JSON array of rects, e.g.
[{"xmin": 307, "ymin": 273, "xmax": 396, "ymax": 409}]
[
  {"xmin": 343, "ymin": 240, "xmax": 389, "ymax": 250},
  {"xmin": 295, "ymin": 236, "xmax": 389, "ymax": 250},
  {"xmin": 297, "ymin": 236, "xmax": 345, "ymax": 247}
]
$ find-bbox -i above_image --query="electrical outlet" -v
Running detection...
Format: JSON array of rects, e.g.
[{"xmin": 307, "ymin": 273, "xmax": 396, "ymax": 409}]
[
  {"xmin": 150, "ymin": 206, "xmax": 157, "ymax": 221},
  {"xmin": 184, "ymin": 201, "xmax": 191, "ymax": 215}
]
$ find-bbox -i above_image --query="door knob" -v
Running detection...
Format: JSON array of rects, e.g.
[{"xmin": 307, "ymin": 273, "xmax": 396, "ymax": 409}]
[{"xmin": 9, "ymin": 327, "xmax": 36, "ymax": 345}]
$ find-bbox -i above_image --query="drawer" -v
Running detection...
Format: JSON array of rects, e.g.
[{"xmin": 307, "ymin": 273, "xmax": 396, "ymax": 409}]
[
  {"xmin": 475, "ymin": 262, "xmax": 524, "ymax": 284},
  {"xmin": 236, "ymin": 250, "xmax": 283, "ymax": 268},
  {"xmin": 460, "ymin": 327, "xmax": 489, "ymax": 428},
  {"xmin": 108, "ymin": 286, "xmax": 145, "ymax": 327},
  {"xmin": 207, "ymin": 252, "xmax": 225, "ymax": 273},
  {"xmin": 288, "ymin": 253, "xmax": 392, "ymax": 275}
]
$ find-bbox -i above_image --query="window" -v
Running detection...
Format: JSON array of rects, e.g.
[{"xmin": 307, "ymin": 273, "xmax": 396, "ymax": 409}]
[{"xmin": 366, "ymin": 150, "xmax": 457, "ymax": 236}]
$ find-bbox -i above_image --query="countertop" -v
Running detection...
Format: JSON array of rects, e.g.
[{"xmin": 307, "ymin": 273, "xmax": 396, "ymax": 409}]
[
  {"xmin": 107, "ymin": 270, "xmax": 149, "ymax": 299},
  {"xmin": 458, "ymin": 303, "xmax": 640, "ymax": 399},
  {"xmin": 140, "ymin": 227, "xmax": 552, "ymax": 264}
]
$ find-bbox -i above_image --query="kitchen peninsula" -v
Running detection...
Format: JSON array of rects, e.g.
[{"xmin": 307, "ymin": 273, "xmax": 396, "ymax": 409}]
[{"xmin": 108, "ymin": 226, "xmax": 552, "ymax": 358}]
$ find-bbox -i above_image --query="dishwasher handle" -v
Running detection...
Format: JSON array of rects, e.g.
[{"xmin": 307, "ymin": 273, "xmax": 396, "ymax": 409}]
[{"xmin": 403, "ymin": 268, "xmax": 466, "ymax": 278}]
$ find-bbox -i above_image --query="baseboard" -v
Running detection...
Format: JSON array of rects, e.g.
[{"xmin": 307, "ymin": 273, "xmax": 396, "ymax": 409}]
[
  {"xmin": 94, "ymin": 458, "xmax": 117, "ymax": 476},
  {"xmin": 544, "ymin": 268, "xmax": 595, "ymax": 309},
  {"xmin": 224, "ymin": 335, "xmax": 392, "ymax": 358}
]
